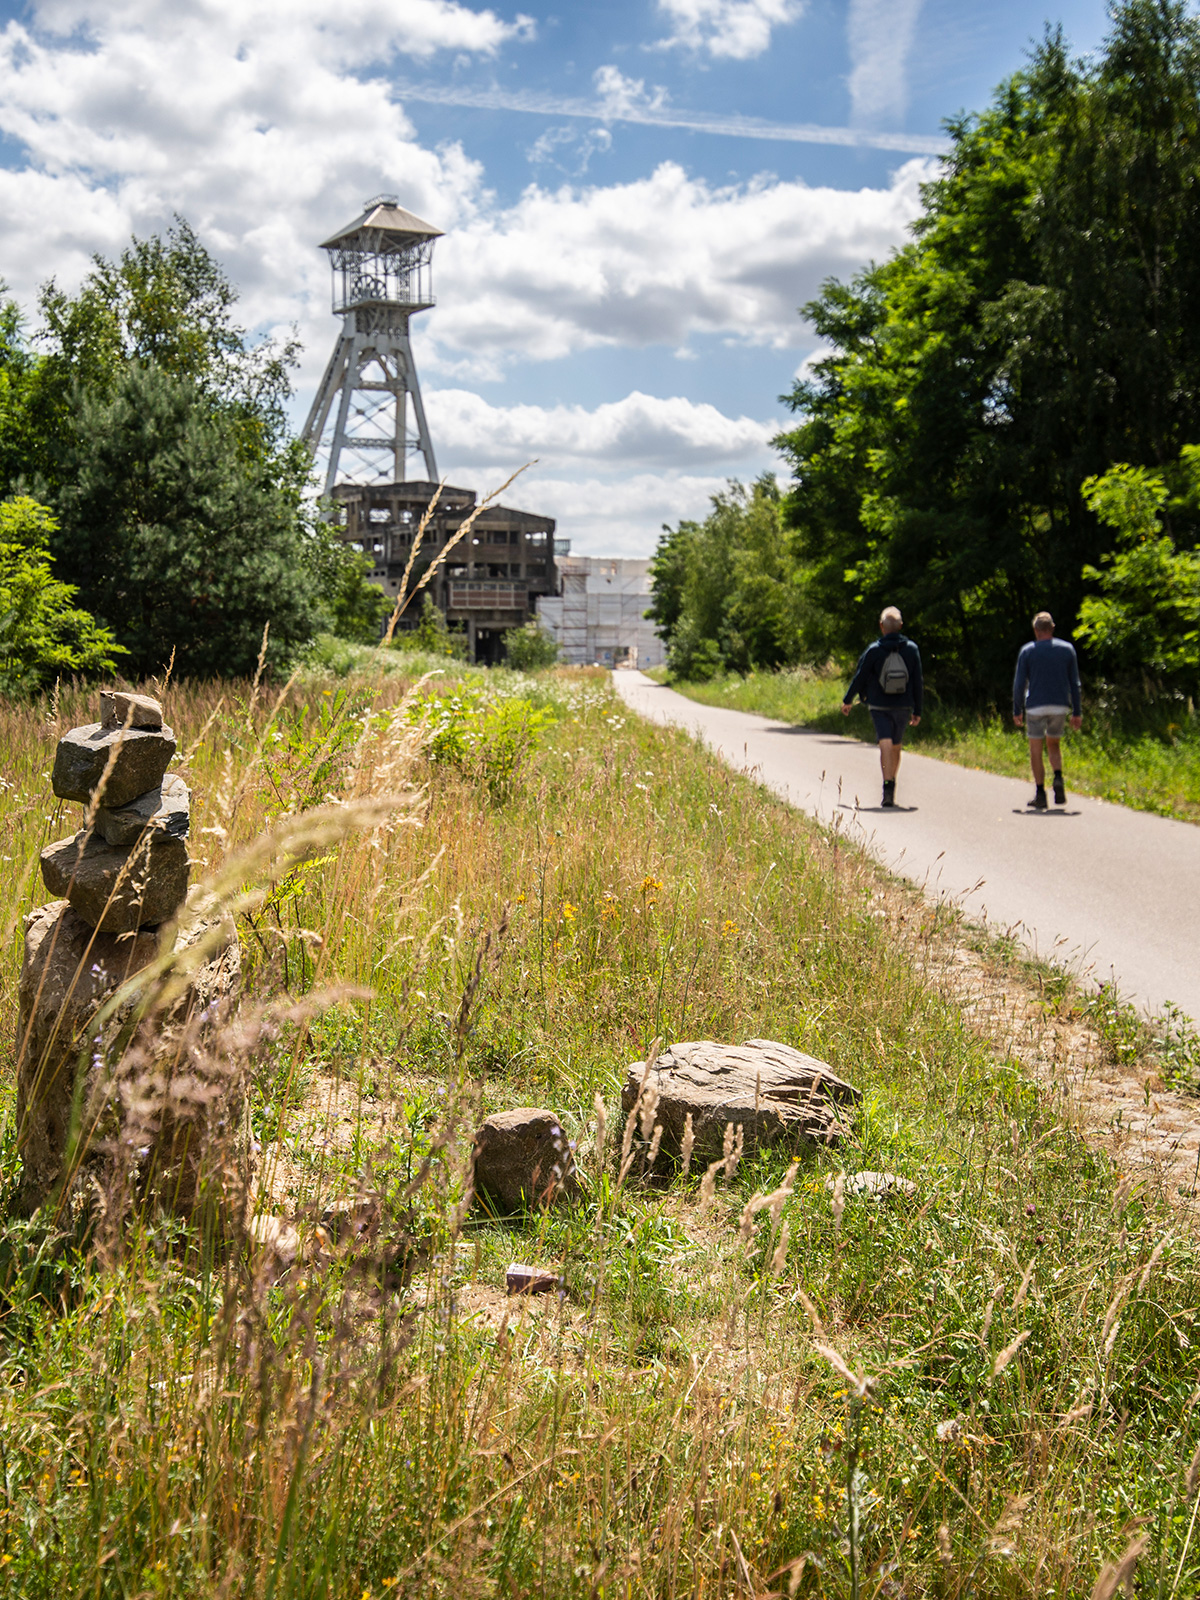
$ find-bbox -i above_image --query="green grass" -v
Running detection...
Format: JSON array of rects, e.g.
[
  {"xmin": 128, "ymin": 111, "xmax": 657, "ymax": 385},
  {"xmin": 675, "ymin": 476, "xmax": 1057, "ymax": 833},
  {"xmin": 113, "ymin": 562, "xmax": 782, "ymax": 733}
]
[
  {"xmin": 0, "ymin": 664, "xmax": 1196, "ymax": 1597},
  {"xmin": 651, "ymin": 664, "xmax": 1200, "ymax": 823}
]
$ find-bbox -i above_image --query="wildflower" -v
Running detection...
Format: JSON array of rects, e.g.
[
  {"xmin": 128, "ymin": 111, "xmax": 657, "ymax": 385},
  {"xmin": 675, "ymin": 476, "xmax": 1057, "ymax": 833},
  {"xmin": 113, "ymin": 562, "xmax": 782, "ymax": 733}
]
[
  {"xmin": 640, "ymin": 875, "xmax": 663, "ymax": 894},
  {"xmin": 721, "ymin": 919, "xmax": 738, "ymax": 938},
  {"xmin": 515, "ymin": 891, "xmax": 526, "ymax": 904},
  {"xmin": 561, "ymin": 901, "xmax": 576, "ymax": 922}
]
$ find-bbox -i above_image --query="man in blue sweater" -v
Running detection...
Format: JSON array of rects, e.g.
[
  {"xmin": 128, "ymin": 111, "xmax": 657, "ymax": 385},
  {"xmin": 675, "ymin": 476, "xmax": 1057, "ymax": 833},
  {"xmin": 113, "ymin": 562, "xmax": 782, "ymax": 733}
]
[
  {"xmin": 1012, "ymin": 611, "xmax": 1083, "ymax": 809},
  {"xmin": 842, "ymin": 606, "xmax": 923, "ymax": 808}
]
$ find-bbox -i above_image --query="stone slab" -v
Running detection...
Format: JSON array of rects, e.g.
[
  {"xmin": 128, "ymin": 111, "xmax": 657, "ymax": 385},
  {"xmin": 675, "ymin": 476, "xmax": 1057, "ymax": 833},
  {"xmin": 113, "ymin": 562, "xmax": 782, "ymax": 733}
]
[
  {"xmin": 95, "ymin": 773, "xmax": 190, "ymax": 848},
  {"xmin": 100, "ymin": 690, "xmax": 163, "ymax": 730},
  {"xmin": 472, "ymin": 1107, "xmax": 580, "ymax": 1212},
  {"xmin": 52, "ymin": 722, "xmax": 177, "ymax": 808},
  {"xmin": 621, "ymin": 1038, "xmax": 859, "ymax": 1163},
  {"xmin": 40, "ymin": 829, "xmax": 189, "ymax": 932}
]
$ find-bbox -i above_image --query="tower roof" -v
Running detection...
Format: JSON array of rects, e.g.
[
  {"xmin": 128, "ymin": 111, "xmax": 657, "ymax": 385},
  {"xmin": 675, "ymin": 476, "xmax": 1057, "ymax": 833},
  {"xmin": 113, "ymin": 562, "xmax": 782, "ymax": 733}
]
[{"xmin": 321, "ymin": 196, "xmax": 443, "ymax": 252}]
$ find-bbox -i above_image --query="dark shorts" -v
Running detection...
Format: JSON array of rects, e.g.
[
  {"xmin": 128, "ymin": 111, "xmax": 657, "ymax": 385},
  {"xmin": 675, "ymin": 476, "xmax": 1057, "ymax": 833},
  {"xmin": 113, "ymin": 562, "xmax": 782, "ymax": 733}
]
[{"xmin": 870, "ymin": 707, "xmax": 911, "ymax": 744}]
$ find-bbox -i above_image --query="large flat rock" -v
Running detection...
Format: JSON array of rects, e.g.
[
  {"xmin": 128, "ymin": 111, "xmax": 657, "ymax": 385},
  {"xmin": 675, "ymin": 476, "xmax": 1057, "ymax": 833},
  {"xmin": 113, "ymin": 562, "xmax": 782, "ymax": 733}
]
[
  {"xmin": 95, "ymin": 773, "xmax": 190, "ymax": 847},
  {"xmin": 41, "ymin": 829, "xmax": 189, "ymax": 932},
  {"xmin": 622, "ymin": 1038, "xmax": 859, "ymax": 1162},
  {"xmin": 52, "ymin": 722, "xmax": 177, "ymax": 808}
]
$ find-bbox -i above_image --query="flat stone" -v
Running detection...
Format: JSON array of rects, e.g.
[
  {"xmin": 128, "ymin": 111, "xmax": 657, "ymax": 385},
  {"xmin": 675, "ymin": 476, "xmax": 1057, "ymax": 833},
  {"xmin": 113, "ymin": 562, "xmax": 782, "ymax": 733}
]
[
  {"xmin": 100, "ymin": 690, "xmax": 163, "ymax": 730},
  {"xmin": 15, "ymin": 900, "xmax": 240, "ymax": 1216},
  {"xmin": 40, "ymin": 829, "xmax": 189, "ymax": 932},
  {"xmin": 95, "ymin": 773, "xmax": 190, "ymax": 848},
  {"xmin": 621, "ymin": 1039, "xmax": 860, "ymax": 1166},
  {"xmin": 842, "ymin": 1170, "xmax": 917, "ymax": 1201},
  {"xmin": 472, "ymin": 1108, "xmax": 580, "ymax": 1213},
  {"xmin": 506, "ymin": 1263, "xmax": 563, "ymax": 1296},
  {"xmin": 52, "ymin": 722, "xmax": 177, "ymax": 808}
]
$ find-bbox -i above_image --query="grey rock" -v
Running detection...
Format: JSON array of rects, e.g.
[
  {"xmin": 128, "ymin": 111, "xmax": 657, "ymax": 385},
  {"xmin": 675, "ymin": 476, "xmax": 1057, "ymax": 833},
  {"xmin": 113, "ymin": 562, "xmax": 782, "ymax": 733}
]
[
  {"xmin": 621, "ymin": 1038, "xmax": 859, "ymax": 1166},
  {"xmin": 100, "ymin": 690, "xmax": 163, "ymax": 730},
  {"xmin": 15, "ymin": 900, "xmax": 241, "ymax": 1216},
  {"xmin": 40, "ymin": 829, "xmax": 189, "ymax": 932},
  {"xmin": 472, "ymin": 1108, "xmax": 580, "ymax": 1213},
  {"xmin": 15, "ymin": 901, "xmax": 161, "ymax": 1212},
  {"xmin": 95, "ymin": 773, "xmax": 190, "ymax": 847},
  {"xmin": 842, "ymin": 1170, "xmax": 917, "ymax": 1201},
  {"xmin": 506, "ymin": 1262, "xmax": 563, "ymax": 1296},
  {"xmin": 52, "ymin": 722, "xmax": 177, "ymax": 808}
]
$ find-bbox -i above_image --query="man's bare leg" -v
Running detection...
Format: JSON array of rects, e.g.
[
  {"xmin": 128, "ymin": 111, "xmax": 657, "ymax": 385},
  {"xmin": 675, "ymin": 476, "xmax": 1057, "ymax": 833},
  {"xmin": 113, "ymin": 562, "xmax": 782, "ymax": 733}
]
[
  {"xmin": 1029, "ymin": 736, "xmax": 1045, "ymax": 786},
  {"xmin": 1045, "ymin": 734, "xmax": 1062, "ymax": 776},
  {"xmin": 878, "ymin": 739, "xmax": 900, "ymax": 782}
]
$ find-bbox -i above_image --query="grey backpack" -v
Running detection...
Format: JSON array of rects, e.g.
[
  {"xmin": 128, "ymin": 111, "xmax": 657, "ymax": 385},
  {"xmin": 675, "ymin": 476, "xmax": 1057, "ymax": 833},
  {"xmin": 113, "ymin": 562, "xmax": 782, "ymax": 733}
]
[{"xmin": 879, "ymin": 643, "xmax": 909, "ymax": 696}]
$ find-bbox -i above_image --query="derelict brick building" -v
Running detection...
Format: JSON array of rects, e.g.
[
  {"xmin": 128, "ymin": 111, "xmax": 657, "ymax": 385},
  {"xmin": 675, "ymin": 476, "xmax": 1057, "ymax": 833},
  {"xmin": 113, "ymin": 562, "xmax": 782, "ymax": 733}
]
[{"xmin": 331, "ymin": 479, "xmax": 559, "ymax": 664}]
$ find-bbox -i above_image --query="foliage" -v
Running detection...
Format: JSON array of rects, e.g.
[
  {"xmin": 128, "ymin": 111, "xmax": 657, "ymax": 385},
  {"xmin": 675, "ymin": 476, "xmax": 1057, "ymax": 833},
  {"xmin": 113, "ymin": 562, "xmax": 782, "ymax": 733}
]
[
  {"xmin": 0, "ymin": 495, "xmax": 123, "ymax": 694},
  {"xmin": 45, "ymin": 361, "xmax": 320, "ymax": 678},
  {"xmin": 0, "ymin": 221, "xmax": 323, "ymax": 678},
  {"xmin": 407, "ymin": 681, "xmax": 556, "ymax": 802},
  {"xmin": 394, "ymin": 593, "xmax": 467, "ymax": 659},
  {"xmin": 502, "ymin": 619, "xmax": 559, "ymax": 670},
  {"xmin": 775, "ymin": 0, "xmax": 1200, "ymax": 697},
  {"xmin": 306, "ymin": 520, "xmax": 390, "ymax": 644},
  {"xmin": 1079, "ymin": 450, "xmax": 1200, "ymax": 690},
  {"xmin": 648, "ymin": 475, "xmax": 809, "ymax": 678}
]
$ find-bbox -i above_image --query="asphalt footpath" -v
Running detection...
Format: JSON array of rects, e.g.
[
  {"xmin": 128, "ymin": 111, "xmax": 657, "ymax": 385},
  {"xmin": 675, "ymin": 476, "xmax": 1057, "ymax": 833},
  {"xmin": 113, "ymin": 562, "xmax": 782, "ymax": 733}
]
[{"xmin": 613, "ymin": 670, "xmax": 1200, "ymax": 1024}]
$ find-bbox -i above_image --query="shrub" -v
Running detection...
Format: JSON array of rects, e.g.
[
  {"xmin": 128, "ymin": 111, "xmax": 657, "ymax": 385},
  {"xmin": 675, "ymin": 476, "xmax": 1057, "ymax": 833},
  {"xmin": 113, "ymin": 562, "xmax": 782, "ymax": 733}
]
[{"xmin": 503, "ymin": 620, "xmax": 559, "ymax": 670}]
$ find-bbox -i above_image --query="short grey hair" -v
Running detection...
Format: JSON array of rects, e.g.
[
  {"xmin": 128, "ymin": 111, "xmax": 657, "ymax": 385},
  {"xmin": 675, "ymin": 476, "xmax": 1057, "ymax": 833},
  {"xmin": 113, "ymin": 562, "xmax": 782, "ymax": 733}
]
[
  {"xmin": 1032, "ymin": 611, "xmax": 1054, "ymax": 633},
  {"xmin": 880, "ymin": 606, "xmax": 903, "ymax": 633}
]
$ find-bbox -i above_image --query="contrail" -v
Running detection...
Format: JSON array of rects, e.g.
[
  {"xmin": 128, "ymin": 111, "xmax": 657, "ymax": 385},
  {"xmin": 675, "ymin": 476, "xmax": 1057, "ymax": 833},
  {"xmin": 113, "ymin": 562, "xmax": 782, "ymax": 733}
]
[{"xmin": 395, "ymin": 80, "xmax": 950, "ymax": 157}]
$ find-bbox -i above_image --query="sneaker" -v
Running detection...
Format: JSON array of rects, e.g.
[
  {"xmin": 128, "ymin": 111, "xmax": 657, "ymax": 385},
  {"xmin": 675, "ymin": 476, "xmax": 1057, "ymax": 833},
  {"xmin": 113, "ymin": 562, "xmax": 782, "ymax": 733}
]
[
  {"xmin": 1053, "ymin": 771, "xmax": 1066, "ymax": 806},
  {"xmin": 1028, "ymin": 787, "xmax": 1048, "ymax": 811},
  {"xmin": 882, "ymin": 780, "xmax": 896, "ymax": 808}
]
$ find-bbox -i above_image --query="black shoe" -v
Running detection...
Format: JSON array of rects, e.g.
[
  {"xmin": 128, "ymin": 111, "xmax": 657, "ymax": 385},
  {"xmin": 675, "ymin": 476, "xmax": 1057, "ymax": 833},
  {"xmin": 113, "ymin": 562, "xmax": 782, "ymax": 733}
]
[
  {"xmin": 882, "ymin": 780, "xmax": 896, "ymax": 808},
  {"xmin": 1028, "ymin": 787, "xmax": 1048, "ymax": 810},
  {"xmin": 1053, "ymin": 771, "xmax": 1066, "ymax": 806}
]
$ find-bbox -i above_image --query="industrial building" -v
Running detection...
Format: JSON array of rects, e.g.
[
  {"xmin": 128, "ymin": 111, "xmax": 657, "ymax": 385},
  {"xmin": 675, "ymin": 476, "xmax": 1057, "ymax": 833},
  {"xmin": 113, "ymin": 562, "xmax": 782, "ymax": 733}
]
[{"xmin": 536, "ymin": 557, "xmax": 666, "ymax": 669}]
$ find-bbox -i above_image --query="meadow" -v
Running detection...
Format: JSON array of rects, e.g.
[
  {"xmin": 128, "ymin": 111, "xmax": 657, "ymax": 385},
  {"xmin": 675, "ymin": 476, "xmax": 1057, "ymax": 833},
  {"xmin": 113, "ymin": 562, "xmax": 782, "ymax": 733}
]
[
  {"xmin": 0, "ymin": 656, "xmax": 1196, "ymax": 1598},
  {"xmin": 651, "ymin": 667, "xmax": 1200, "ymax": 826}
]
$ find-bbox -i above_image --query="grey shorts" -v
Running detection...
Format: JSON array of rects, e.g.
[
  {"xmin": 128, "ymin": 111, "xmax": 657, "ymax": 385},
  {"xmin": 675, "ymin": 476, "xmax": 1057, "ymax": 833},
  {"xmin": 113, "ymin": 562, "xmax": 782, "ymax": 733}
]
[{"xmin": 1026, "ymin": 711, "xmax": 1067, "ymax": 740}]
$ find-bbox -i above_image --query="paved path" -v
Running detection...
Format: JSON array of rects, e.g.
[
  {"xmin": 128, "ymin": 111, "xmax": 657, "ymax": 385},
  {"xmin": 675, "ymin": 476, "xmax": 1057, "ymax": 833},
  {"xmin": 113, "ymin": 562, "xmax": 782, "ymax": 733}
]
[{"xmin": 614, "ymin": 672, "xmax": 1200, "ymax": 1024}]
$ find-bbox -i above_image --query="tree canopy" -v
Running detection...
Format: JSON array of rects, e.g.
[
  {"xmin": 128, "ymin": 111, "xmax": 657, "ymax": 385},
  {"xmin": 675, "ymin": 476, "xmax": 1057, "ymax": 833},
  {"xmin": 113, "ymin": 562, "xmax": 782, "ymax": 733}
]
[{"xmin": 0, "ymin": 221, "xmax": 381, "ymax": 679}]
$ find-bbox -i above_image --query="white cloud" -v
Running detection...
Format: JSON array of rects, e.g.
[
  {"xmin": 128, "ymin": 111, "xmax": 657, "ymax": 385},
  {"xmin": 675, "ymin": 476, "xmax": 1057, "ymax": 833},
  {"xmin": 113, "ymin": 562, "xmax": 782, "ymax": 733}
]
[
  {"xmin": 424, "ymin": 159, "xmax": 931, "ymax": 372},
  {"xmin": 653, "ymin": 0, "xmax": 804, "ymax": 60},
  {"xmin": 847, "ymin": 0, "xmax": 924, "ymax": 125},
  {"xmin": 424, "ymin": 388, "xmax": 775, "ymax": 470},
  {"xmin": 527, "ymin": 124, "xmax": 613, "ymax": 176},
  {"xmin": 0, "ymin": 0, "xmax": 521, "ymax": 329},
  {"xmin": 441, "ymin": 468, "xmax": 752, "ymax": 557}
]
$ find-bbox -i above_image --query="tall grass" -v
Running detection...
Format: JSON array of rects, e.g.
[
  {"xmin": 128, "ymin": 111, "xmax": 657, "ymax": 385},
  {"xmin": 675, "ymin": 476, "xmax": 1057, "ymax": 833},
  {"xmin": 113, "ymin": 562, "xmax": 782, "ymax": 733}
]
[
  {"xmin": 655, "ymin": 665, "xmax": 1200, "ymax": 824},
  {"xmin": 0, "ymin": 663, "xmax": 1196, "ymax": 1596}
]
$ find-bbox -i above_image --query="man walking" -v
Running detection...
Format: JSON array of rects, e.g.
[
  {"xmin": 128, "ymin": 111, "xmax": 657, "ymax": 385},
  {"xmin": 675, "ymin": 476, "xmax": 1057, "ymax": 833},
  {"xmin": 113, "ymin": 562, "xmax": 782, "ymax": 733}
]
[
  {"xmin": 842, "ymin": 606, "xmax": 923, "ymax": 808},
  {"xmin": 1012, "ymin": 611, "xmax": 1082, "ymax": 809}
]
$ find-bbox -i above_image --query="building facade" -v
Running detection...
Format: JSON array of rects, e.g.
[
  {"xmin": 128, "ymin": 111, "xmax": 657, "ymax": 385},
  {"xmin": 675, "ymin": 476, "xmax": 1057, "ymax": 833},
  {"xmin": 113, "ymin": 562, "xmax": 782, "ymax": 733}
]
[
  {"xmin": 536, "ymin": 557, "xmax": 666, "ymax": 669},
  {"xmin": 332, "ymin": 479, "xmax": 558, "ymax": 664}
]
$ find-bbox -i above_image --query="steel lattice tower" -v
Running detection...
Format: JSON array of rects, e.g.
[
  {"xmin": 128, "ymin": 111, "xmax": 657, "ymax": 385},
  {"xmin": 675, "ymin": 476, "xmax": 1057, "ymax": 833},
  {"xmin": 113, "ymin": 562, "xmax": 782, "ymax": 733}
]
[{"xmin": 303, "ymin": 196, "xmax": 441, "ymax": 491}]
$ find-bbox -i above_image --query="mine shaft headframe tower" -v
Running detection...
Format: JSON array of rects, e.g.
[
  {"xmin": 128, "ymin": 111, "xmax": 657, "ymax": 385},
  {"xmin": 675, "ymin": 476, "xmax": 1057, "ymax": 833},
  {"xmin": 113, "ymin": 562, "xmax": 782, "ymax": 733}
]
[{"xmin": 303, "ymin": 195, "xmax": 441, "ymax": 492}]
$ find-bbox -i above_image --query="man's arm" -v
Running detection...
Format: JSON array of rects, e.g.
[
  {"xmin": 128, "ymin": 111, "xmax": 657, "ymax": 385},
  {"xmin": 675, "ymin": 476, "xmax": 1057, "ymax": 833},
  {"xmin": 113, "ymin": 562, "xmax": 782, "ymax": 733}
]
[
  {"xmin": 909, "ymin": 642, "xmax": 923, "ymax": 722},
  {"xmin": 1012, "ymin": 647, "xmax": 1028, "ymax": 723},
  {"xmin": 842, "ymin": 644, "xmax": 872, "ymax": 713},
  {"xmin": 1068, "ymin": 644, "xmax": 1082, "ymax": 719}
]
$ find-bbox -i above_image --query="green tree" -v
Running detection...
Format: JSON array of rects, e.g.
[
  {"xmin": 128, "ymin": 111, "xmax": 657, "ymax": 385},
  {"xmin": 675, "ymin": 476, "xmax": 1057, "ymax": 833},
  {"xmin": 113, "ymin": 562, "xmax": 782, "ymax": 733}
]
[
  {"xmin": 306, "ymin": 521, "xmax": 390, "ymax": 643},
  {"xmin": 0, "ymin": 496, "xmax": 123, "ymax": 694},
  {"xmin": 775, "ymin": 0, "xmax": 1200, "ymax": 696},
  {"xmin": 1079, "ymin": 450, "xmax": 1200, "ymax": 689},
  {"xmin": 52, "ymin": 363, "xmax": 320, "ymax": 678},
  {"xmin": 648, "ymin": 476, "xmax": 806, "ymax": 679}
]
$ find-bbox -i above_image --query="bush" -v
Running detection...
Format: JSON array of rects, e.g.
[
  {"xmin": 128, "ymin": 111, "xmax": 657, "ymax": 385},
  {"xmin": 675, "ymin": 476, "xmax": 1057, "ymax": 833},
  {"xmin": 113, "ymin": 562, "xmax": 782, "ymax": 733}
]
[
  {"xmin": 0, "ymin": 495, "xmax": 123, "ymax": 693},
  {"xmin": 503, "ymin": 621, "xmax": 559, "ymax": 670}
]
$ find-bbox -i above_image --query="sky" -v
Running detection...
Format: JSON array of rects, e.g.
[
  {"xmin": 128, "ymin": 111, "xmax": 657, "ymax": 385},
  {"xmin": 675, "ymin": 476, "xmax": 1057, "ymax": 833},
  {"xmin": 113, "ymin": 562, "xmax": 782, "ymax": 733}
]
[{"xmin": 0, "ymin": 0, "xmax": 1115, "ymax": 555}]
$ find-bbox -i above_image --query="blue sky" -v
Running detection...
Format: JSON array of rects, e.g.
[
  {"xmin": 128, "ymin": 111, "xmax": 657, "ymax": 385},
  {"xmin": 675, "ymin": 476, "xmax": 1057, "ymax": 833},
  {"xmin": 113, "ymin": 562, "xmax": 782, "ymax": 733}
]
[{"xmin": 0, "ymin": 0, "xmax": 1113, "ymax": 553}]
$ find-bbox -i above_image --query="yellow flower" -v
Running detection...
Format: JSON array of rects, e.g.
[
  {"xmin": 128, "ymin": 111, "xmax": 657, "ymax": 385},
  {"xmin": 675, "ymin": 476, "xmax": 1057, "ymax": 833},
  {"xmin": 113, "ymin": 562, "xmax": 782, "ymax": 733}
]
[
  {"xmin": 515, "ymin": 892, "xmax": 526, "ymax": 905},
  {"xmin": 600, "ymin": 893, "xmax": 619, "ymax": 920},
  {"xmin": 640, "ymin": 876, "xmax": 663, "ymax": 894},
  {"xmin": 561, "ymin": 901, "xmax": 576, "ymax": 922},
  {"xmin": 721, "ymin": 919, "xmax": 738, "ymax": 938}
]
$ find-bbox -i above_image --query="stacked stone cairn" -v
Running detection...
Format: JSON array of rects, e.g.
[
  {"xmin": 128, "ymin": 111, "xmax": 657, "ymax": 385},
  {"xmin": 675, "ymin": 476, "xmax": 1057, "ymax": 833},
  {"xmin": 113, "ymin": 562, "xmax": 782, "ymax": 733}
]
[{"xmin": 16, "ymin": 690, "xmax": 239, "ymax": 1216}]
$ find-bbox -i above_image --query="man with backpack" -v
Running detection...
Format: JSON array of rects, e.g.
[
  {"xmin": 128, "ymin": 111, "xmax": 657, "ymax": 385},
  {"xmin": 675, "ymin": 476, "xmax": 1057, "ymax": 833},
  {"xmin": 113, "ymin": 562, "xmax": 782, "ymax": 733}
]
[
  {"xmin": 1012, "ymin": 611, "xmax": 1082, "ymax": 809},
  {"xmin": 841, "ymin": 606, "xmax": 923, "ymax": 808}
]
